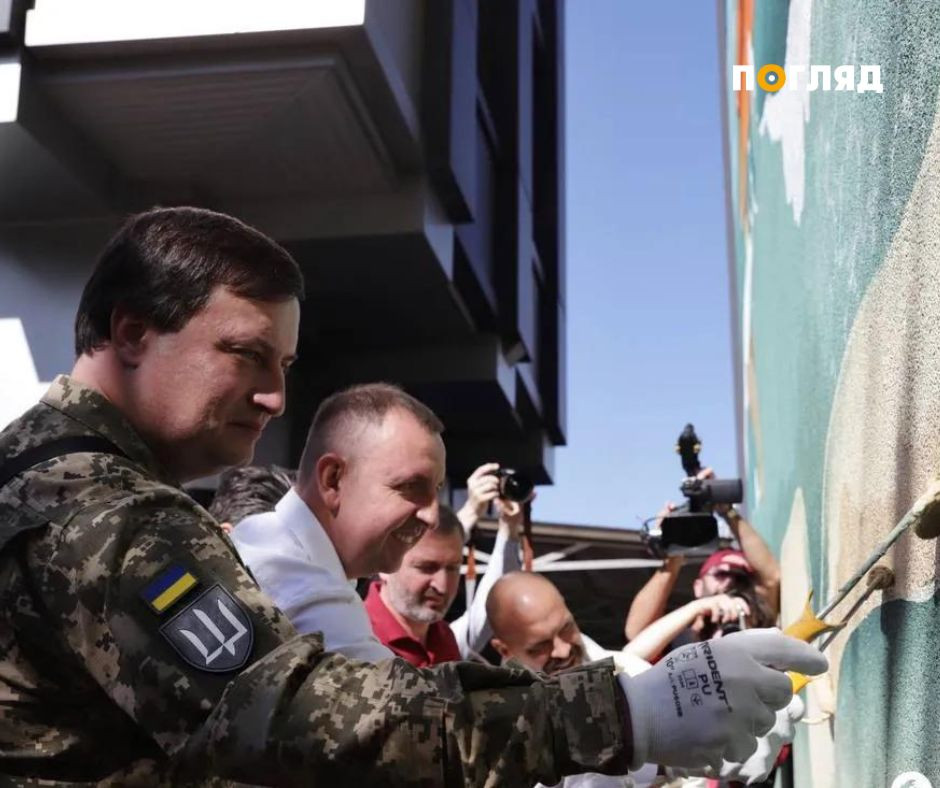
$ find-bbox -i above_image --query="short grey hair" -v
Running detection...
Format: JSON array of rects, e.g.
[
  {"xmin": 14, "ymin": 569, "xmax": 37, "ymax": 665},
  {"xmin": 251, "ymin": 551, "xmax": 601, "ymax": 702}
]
[{"xmin": 297, "ymin": 382, "xmax": 444, "ymax": 480}]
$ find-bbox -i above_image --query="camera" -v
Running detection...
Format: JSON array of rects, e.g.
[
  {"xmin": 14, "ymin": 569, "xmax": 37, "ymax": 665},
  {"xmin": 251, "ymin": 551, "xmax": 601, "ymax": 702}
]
[
  {"xmin": 495, "ymin": 467, "xmax": 534, "ymax": 503},
  {"xmin": 642, "ymin": 424, "xmax": 743, "ymax": 557}
]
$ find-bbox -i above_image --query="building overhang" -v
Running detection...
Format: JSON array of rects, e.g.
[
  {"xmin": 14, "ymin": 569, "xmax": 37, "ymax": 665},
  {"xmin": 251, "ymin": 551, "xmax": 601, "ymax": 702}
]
[{"xmin": 2, "ymin": 0, "xmax": 423, "ymax": 224}]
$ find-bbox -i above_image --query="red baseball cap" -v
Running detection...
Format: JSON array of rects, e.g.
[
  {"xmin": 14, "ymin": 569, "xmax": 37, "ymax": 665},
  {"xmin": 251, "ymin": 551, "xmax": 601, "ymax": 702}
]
[{"xmin": 698, "ymin": 549, "xmax": 754, "ymax": 579}]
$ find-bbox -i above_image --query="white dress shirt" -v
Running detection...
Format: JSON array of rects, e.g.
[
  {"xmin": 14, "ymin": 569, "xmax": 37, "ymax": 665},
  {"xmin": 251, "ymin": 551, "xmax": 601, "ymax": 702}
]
[{"xmin": 231, "ymin": 488, "xmax": 393, "ymax": 663}]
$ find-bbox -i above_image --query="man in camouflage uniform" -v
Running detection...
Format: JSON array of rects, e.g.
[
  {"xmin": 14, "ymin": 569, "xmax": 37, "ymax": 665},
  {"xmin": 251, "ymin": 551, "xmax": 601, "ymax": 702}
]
[{"xmin": 0, "ymin": 207, "xmax": 826, "ymax": 786}]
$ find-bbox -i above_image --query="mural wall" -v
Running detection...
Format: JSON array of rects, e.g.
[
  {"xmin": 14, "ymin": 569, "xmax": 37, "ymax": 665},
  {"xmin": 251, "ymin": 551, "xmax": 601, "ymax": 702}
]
[{"xmin": 722, "ymin": 1, "xmax": 940, "ymax": 786}]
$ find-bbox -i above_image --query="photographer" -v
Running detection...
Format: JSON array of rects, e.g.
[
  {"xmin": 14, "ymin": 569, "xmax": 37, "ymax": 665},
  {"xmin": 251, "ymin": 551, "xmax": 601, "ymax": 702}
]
[
  {"xmin": 625, "ymin": 468, "xmax": 781, "ymax": 647},
  {"xmin": 625, "ymin": 573, "xmax": 775, "ymax": 662}
]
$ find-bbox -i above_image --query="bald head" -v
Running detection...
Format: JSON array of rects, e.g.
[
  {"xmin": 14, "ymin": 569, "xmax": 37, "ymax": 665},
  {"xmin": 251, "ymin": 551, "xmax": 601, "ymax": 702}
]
[{"xmin": 486, "ymin": 571, "xmax": 584, "ymax": 674}]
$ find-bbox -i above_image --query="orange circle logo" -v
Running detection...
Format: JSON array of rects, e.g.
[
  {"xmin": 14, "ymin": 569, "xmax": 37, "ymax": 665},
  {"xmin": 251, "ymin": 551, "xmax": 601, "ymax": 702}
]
[{"xmin": 757, "ymin": 64, "xmax": 786, "ymax": 92}]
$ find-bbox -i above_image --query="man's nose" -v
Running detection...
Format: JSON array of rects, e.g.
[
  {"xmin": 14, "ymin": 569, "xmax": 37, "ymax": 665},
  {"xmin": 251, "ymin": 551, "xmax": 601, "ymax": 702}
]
[
  {"xmin": 417, "ymin": 497, "xmax": 440, "ymax": 529},
  {"xmin": 551, "ymin": 636, "xmax": 571, "ymax": 660},
  {"xmin": 430, "ymin": 569, "xmax": 449, "ymax": 594},
  {"xmin": 252, "ymin": 368, "xmax": 287, "ymax": 417}
]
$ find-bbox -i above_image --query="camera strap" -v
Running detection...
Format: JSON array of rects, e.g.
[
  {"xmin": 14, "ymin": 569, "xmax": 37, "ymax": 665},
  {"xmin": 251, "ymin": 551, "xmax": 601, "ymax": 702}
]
[
  {"xmin": 464, "ymin": 529, "xmax": 477, "ymax": 609},
  {"xmin": 522, "ymin": 501, "xmax": 534, "ymax": 571}
]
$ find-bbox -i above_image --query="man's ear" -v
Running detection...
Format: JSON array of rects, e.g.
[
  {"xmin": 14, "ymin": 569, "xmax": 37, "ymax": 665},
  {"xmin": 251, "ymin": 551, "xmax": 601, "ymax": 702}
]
[
  {"xmin": 316, "ymin": 453, "xmax": 346, "ymax": 514},
  {"xmin": 109, "ymin": 306, "xmax": 150, "ymax": 367},
  {"xmin": 692, "ymin": 578, "xmax": 704, "ymax": 598},
  {"xmin": 490, "ymin": 637, "xmax": 512, "ymax": 662}
]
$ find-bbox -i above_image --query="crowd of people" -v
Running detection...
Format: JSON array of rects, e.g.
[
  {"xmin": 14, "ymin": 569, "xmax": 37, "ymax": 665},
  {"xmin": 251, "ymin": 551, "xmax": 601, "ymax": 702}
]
[{"xmin": 0, "ymin": 207, "xmax": 826, "ymax": 786}]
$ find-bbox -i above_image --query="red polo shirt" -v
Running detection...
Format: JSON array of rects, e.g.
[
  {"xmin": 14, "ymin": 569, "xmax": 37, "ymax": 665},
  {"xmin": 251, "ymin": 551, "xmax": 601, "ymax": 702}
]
[{"xmin": 364, "ymin": 581, "xmax": 461, "ymax": 667}]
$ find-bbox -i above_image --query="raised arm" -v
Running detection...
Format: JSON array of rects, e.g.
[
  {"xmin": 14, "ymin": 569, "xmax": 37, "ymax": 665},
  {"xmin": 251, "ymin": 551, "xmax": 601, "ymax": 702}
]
[
  {"xmin": 450, "ymin": 501, "xmax": 523, "ymax": 658},
  {"xmin": 625, "ymin": 594, "xmax": 750, "ymax": 662},
  {"xmin": 625, "ymin": 554, "xmax": 684, "ymax": 641},
  {"xmin": 719, "ymin": 507, "xmax": 781, "ymax": 617}
]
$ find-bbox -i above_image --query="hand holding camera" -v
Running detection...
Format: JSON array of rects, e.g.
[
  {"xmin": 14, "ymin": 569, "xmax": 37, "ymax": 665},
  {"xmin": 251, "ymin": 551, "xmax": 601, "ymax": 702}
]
[
  {"xmin": 642, "ymin": 424, "xmax": 744, "ymax": 557},
  {"xmin": 693, "ymin": 593, "xmax": 751, "ymax": 635},
  {"xmin": 457, "ymin": 463, "xmax": 535, "ymax": 538}
]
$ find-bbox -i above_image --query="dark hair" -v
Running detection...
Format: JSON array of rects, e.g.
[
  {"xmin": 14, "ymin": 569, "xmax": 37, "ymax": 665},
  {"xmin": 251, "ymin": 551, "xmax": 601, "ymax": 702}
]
[
  {"xmin": 208, "ymin": 465, "xmax": 296, "ymax": 526},
  {"xmin": 698, "ymin": 586, "xmax": 776, "ymax": 640},
  {"xmin": 75, "ymin": 206, "xmax": 304, "ymax": 356},
  {"xmin": 434, "ymin": 505, "xmax": 464, "ymax": 542},
  {"xmin": 298, "ymin": 382, "xmax": 444, "ymax": 481}
]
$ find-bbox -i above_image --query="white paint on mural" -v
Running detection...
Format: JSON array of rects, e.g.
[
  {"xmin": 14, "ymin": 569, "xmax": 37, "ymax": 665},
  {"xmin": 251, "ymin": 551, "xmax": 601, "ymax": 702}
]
[
  {"xmin": 0, "ymin": 318, "xmax": 48, "ymax": 429},
  {"xmin": 741, "ymin": 233, "xmax": 763, "ymax": 504},
  {"xmin": 891, "ymin": 773, "xmax": 934, "ymax": 788},
  {"xmin": 758, "ymin": 0, "xmax": 813, "ymax": 225}
]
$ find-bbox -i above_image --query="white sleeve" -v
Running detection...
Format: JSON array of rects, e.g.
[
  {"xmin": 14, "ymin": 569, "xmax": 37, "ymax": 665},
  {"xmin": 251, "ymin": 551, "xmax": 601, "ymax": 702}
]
[
  {"xmin": 232, "ymin": 519, "xmax": 393, "ymax": 664},
  {"xmin": 581, "ymin": 633, "xmax": 651, "ymax": 677},
  {"xmin": 276, "ymin": 562, "xmax": 393, "ymax": 663},
  {"xmin": 450, "ymin": 525, "xmax": 521, "ymax": 658}
]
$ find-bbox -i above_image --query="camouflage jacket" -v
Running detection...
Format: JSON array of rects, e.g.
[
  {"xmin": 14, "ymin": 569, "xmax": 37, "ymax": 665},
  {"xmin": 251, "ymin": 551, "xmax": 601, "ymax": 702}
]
[{"xmin": 0, "ymin": 376, "xmax": 633, "ymax": 786}]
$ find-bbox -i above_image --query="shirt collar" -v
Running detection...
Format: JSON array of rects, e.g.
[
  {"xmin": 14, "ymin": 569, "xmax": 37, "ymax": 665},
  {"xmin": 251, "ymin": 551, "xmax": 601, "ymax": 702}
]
[
  {"xmin": 276, "ymin": 488, "xmax": 351, "ymax": 583},
  {"xmin": 363, "ymin": 580, "xmax": 458, "ymax": 657},
  {"xmin": 40, "ymin": 374, "xmax": 169, "ymax": 483},
  {"xmin": 364, "ymin": 580, "xmax": 414, "ymax": 646}
]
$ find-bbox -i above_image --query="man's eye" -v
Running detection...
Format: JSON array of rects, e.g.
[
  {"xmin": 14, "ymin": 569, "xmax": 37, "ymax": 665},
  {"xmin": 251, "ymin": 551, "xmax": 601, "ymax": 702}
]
[{"xmin": 232, "ymin": 347, "xmax": 262, "ymax": 363}]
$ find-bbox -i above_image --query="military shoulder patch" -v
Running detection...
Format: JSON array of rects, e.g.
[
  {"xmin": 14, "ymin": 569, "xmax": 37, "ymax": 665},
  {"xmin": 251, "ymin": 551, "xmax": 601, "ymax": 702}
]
[
  {"xmin": 160, "ymin": 584, "xmax": 254, "ymax": 673},
  {"xmin": 140, "ymin": 563, "xmax": 199, "ymax": 614}
]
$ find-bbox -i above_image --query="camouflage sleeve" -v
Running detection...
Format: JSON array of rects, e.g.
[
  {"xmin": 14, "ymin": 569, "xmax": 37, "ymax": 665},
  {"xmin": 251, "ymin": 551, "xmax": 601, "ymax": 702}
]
[
  {"xmin": 186, "ymin": 648, "xmax": 632, "ymax": 786},
  {"xmin": 30, "ymin": 484, "xmax": 631, "ymax": 785}
]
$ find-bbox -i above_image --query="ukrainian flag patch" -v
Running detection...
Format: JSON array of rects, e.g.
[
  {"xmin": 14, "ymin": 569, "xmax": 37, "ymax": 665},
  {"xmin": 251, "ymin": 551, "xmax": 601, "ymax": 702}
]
[{"xmin": 141, "ymin": 564, "xmax": 199, "ymax": 614}]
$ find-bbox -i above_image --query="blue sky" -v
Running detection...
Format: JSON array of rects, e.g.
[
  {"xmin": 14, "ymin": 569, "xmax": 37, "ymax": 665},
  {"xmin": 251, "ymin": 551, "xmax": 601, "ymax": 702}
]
[{"xmin": 534, "ymin": 1, "xmax": 739, "ymax": 528}]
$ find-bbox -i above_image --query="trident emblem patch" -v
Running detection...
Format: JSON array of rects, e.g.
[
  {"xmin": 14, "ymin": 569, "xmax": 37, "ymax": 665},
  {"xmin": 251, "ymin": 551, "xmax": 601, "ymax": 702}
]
[{"xmin": 160, "ymin": 585, "xmax": 254, "ymax": 672}]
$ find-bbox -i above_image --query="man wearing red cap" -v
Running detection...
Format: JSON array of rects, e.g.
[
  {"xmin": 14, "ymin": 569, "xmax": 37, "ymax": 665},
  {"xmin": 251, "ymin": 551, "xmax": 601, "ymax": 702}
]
[{"xmin": 624, "ymin": 469, "xmax": 781, "ymax": 650}]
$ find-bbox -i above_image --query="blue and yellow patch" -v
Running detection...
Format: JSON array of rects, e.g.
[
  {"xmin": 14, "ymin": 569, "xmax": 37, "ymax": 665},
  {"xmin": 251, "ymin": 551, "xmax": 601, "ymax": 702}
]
[{"xmin": 141, "ymin": 564, "xmax": 199, "ymax": 614}]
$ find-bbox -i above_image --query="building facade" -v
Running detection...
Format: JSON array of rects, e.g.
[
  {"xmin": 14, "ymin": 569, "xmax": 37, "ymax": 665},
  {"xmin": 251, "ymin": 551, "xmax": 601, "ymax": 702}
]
[{"xmin": 0, "ymin": 0, "xmax": 566, "ymax": 495}]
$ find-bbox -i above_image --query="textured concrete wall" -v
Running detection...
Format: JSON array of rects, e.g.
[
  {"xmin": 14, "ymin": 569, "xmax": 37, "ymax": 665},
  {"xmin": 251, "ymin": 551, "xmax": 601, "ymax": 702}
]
[{"xmin": 723, "ymin": 1, "xmax": 940, "ymax": 786}]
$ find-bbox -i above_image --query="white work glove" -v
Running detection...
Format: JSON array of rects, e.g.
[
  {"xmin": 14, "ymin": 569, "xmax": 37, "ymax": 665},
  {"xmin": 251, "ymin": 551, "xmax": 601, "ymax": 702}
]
[
  {"xmin": 715, "ymin": 693, "xmax": 804, "ymax": 784},
  {"xmin": 617, "ymin": 629, "xmax": 826, "ymax": 772}
]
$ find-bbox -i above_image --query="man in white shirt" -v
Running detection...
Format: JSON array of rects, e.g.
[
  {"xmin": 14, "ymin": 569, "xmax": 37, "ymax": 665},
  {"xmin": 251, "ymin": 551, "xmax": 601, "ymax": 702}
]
[
  {"xmin": 231, "ymin": 451, "xmax": 522, "ymax": 663},
  {"xmin": 232, "ymin": 381, "xmax": 827, "ymax": 779}
]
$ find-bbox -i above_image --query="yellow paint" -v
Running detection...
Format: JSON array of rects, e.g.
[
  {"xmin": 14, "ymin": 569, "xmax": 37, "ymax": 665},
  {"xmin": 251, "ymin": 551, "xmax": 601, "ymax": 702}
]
[{"xmin": 783, "ymin": 592, "xmax": 842, "ymax": 692}]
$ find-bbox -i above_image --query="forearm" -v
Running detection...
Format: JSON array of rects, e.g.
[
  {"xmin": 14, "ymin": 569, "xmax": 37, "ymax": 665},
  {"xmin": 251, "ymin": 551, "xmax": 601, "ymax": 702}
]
[
  {"xmin": 453, "ymin": 524, "xmax": 521, "ymax": 657},
  {"xmin": 725, "ymin": 511, "xmax": 780, "ymax": 614},
  {"xmin": 190, "ymin": 648, "xmax": 632, "ymax": 786},
  {"xmin": 624, "ymin": 602, "xmax": 701, "ymax": 662},
  {"xmin": 624, "ymin": 557, "xmax": 684, "ymax": 641}
]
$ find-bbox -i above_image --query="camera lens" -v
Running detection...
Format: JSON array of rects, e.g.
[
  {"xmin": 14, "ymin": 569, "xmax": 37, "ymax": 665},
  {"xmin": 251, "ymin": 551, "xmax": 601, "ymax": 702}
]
[{"xmin": 497, "ymin": 468, "xmax": 534, "ymax": 502}]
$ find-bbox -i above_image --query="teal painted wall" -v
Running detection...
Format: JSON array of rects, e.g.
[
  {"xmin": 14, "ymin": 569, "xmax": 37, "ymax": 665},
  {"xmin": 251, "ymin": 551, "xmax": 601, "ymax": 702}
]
[{"xmin": 723, "ymin": 2, "xmax": 940, "ymax": 786}]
